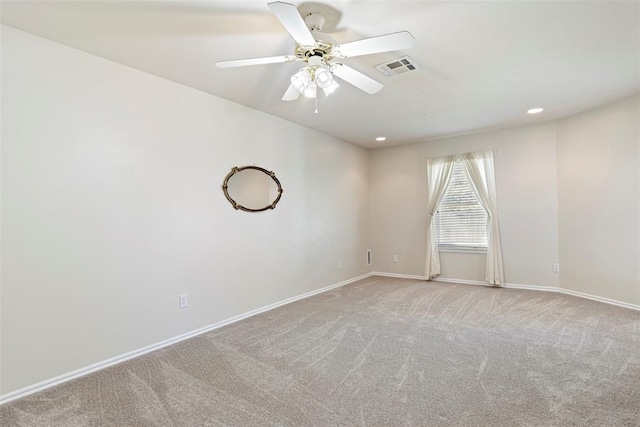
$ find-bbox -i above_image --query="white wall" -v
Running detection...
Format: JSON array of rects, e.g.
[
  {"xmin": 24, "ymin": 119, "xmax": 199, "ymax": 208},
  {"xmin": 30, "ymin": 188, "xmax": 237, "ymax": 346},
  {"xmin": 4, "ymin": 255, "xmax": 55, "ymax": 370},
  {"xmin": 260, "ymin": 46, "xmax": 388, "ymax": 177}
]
[
  {"xmin": 370, "ymin": 123, "xmax": 560, "ymax": 287},
  {"xmin": 0, "ymin": 26, "xmax": 372, "ymax": 395},
  {"xmin": 556, "ymin": 96, "xmax": 640, "ymax": 305}
]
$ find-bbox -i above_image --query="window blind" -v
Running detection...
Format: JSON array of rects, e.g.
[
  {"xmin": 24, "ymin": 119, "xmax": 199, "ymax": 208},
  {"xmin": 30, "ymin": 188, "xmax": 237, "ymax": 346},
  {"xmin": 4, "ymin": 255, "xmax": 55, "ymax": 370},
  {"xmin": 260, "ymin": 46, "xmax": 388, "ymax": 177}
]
[{"xmin": 435, "ymin": 159, "xmax": 488, "ymax": 248}]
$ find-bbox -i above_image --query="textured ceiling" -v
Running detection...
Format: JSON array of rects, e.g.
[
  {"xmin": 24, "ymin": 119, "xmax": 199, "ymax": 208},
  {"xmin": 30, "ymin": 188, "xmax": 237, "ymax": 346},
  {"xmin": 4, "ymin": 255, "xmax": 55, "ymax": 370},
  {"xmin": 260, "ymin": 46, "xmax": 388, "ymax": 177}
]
[{"xmin": 2, "ymin": 0, "xmax": 639, "ymax": 148}]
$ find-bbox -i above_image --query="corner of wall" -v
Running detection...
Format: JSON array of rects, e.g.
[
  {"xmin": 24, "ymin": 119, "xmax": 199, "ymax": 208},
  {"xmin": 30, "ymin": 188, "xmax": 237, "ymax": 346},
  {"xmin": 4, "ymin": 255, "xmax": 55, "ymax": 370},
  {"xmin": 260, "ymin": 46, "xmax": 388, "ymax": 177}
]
[{"xmin": 555, "ymin": 95, "xmax": 640, "ymax": 306}]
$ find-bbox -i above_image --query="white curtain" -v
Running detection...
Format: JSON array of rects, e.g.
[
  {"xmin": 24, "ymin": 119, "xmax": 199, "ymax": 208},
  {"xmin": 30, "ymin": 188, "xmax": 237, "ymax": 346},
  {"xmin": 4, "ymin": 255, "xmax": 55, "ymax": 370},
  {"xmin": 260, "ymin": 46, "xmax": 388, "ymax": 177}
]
[
  {"xmin": 424, "ymin": 155, "xmax": 456, "ymax": 279},
  {"xmin": 461, "ymin": 150, "xmax": 505, "ymax": 285}
]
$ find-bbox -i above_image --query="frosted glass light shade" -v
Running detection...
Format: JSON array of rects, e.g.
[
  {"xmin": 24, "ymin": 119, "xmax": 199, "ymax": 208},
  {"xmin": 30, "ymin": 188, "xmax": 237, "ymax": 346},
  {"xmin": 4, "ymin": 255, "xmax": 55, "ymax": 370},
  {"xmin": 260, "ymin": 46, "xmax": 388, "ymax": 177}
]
[
  {"xmin": 322, "ymin": 80, "xmax": 339, "ymax": 96},
  {"xmin": 291, "ymin": 69, "xmax": 310, "ymax": 92},
  {"xmin": 315, "ymin": 67, "xmax": 333, "ymax": 88},
  {"xmin": 303, "ymin": 81, "xmax": 317, "ymax": 98}
]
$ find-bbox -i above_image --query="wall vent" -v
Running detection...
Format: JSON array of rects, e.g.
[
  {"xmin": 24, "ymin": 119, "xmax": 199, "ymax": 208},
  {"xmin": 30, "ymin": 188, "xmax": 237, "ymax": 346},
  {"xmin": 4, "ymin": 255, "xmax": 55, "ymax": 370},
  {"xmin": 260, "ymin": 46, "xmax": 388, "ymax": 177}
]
[{"xmin": 375, "ymin": 56, "xmax": 420, "ymax": 77}]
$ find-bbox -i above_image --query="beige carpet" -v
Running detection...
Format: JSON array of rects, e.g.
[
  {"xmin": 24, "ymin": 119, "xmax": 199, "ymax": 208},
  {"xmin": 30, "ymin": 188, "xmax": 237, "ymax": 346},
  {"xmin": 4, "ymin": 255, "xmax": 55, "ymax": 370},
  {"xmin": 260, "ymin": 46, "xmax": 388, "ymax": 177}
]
[{"xmin": 2, "ymin": 277, "xmax": 640, "ymax": 426}]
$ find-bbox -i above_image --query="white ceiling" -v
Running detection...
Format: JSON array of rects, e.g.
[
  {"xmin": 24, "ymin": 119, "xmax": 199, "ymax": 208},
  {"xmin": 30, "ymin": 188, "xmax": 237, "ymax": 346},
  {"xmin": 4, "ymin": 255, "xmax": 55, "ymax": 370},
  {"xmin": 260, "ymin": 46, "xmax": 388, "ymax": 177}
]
[{"xmin": 2, "ymin": 0, "xmax": 639, "ymax": 148}]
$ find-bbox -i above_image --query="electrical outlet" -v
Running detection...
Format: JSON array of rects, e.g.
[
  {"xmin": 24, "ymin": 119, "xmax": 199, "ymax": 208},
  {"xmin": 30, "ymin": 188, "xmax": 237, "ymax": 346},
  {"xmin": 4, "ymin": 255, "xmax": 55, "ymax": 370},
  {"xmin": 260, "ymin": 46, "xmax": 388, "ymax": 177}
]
[
  {"xmin": 179, "ymin": 294, "xmax": 188, "ymax": 308},
  {"xmin": 392, "ymin": 255, "xmax": 398, "ymax": 263},
  {"xmin": 552, "ymin": 263, "xmax": 560, "ymax": 273},
  {"xmin": 338, "ymin": 261, "xmax": 343, "ymax": 270}
]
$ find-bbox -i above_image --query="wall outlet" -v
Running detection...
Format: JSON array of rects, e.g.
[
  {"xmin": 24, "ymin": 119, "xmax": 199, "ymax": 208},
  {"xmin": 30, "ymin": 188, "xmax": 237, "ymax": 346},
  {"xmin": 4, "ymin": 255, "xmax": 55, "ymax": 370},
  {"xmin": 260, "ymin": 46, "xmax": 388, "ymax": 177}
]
[
  {"xmin": 179, "ymin": 294, "xmax": 188, "ymax": 308},
  {"xmin": 392, "ymin": 255, "xmax": 398, "ymax": 263},
  {"xmin": 552, "ymin": 263, "xmax": 560, "ymax": 273},
  {"xmin": 338, "ymin": 261, "xmax": 343, "ymax": 270}
]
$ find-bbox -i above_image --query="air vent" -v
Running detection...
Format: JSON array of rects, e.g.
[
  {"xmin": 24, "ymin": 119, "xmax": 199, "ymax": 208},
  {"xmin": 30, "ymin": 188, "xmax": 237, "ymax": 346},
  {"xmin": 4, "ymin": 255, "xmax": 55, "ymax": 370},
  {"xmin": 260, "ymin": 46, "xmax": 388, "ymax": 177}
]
[{"xmin": 375, "ymin": 56, "xmax": 420, "ymax": 77}]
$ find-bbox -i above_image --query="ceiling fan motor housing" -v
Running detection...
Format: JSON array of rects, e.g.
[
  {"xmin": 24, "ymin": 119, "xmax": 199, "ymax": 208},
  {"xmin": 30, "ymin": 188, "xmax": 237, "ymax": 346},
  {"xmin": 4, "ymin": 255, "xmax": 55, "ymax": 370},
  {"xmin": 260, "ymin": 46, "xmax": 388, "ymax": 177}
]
[
  {"xmin": 295, "ymin": 32, "xmax": 337, "ymax": 61},
  {"xmin": 305, "ymin": 13, "xmax": 325, "ymax": 32}
]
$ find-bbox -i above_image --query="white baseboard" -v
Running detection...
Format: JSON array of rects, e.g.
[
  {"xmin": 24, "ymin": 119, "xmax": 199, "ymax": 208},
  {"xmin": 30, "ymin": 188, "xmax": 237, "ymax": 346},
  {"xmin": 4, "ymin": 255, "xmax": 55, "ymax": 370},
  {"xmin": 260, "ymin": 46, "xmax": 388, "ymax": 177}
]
[
  {"xmin": 0, "ymin": 272, "xmax": 374, "ymax": 406},
  {"xmin": 502, "ymin": 282, "xmax": 562, "ymax": 293},
  {"xmin": 376, "ymin": 272, "xmax": 640, "ymax": 312},
  {"xmin": 433, "ymin": 277, "xmax": 488, "ymax": 287},
  {"xmin": 558, "ymin": 288, "xmax": 640, "ymax": 311},
  {"xmin": 371, "ymin": 271, "xmax": 427, "ymax": 281},
  {"xmin": 500, "ymin": 282, "xmax": 639, "ymax": 311}
]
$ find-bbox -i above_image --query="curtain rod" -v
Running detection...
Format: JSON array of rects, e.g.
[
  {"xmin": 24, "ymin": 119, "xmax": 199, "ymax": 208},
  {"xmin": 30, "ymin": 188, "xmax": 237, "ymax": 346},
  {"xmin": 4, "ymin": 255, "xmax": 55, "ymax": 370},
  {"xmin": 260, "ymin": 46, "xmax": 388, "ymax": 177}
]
[{"xmin": 420, "ymin": 148, "xmax": 502, "ymax": 163}]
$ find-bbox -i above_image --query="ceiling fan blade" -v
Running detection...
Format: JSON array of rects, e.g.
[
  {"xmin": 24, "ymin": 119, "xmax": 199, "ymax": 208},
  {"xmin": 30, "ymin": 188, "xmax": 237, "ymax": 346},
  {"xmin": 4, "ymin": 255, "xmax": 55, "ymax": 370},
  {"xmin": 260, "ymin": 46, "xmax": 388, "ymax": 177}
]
[
  {"xmin": 337, "ymin": 31, "xmax": 415, "ymax": 58},
  {"xmin": 215, "ymin": 55, "xmax": 296, "ymax": 68},
  {"xmin": 282, "ymin": 84, "xmax": 301, "ymax": 101},
  {"xmin": 332, "ymin": 64, "xmax": 383, "ymax": 95},
  {"xmin": 267, "ymin": 1, "xmax": 316, "ymax": 47}
]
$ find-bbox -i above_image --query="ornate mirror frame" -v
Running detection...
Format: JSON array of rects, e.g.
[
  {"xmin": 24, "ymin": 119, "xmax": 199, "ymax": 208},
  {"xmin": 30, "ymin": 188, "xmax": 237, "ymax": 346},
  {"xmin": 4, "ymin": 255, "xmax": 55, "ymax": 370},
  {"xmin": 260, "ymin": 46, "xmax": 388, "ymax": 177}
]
[{"xmin": 222, "ymin": 166, "xmax": 283, "ymax": 212}]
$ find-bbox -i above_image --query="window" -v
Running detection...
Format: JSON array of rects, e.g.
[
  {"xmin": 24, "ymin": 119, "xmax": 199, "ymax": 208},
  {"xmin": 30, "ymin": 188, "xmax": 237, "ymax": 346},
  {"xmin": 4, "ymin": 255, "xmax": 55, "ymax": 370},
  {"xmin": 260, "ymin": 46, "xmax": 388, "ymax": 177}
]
[{"xmin": 435, "ymin": 158, "xmax": 488, "ymax": 251}]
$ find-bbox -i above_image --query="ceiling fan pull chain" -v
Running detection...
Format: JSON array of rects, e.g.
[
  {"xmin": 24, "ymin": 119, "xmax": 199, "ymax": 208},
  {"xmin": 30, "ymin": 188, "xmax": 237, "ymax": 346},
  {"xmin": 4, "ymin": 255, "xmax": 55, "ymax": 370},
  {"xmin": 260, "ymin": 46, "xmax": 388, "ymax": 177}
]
[{"xmin": 315, "ymin": 95, "xmax": 318, "ymax": 114}]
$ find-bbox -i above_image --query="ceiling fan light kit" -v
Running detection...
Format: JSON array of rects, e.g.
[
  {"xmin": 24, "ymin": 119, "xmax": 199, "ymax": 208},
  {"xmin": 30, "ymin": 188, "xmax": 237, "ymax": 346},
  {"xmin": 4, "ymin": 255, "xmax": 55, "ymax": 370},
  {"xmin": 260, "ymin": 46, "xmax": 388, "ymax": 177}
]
[
  {"xmin": 215, "ymin": 1, "xmax": 415, "ymax": 108},
  {"xmin": 287, "ymin": 55, "xmax": 338, "ymax": 101}
]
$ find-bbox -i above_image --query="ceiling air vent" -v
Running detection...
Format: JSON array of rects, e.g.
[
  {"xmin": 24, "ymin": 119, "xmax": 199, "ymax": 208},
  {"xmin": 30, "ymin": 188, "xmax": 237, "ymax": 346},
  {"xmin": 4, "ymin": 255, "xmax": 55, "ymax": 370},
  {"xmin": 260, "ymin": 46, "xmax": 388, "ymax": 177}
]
[{"xmin": 375, "ymin": 56, "xmax": 420, "ymax": 77}]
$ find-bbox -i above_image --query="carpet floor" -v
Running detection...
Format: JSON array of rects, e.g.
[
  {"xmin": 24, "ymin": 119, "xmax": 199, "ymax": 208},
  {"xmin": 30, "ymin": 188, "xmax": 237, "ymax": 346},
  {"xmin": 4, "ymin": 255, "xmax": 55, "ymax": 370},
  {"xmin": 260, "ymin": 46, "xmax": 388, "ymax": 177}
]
[{"xmin": 1, "ymin": 277, "xmax": 639, "ymax": 426}]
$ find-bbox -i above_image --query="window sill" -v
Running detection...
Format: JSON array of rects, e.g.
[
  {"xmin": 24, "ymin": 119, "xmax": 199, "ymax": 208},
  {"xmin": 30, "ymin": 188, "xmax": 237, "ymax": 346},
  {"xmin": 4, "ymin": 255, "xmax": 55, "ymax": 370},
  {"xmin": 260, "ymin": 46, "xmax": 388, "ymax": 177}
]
[{"xmin": 438, "ymin": 246, "xmax": 487, "ymax": 254}]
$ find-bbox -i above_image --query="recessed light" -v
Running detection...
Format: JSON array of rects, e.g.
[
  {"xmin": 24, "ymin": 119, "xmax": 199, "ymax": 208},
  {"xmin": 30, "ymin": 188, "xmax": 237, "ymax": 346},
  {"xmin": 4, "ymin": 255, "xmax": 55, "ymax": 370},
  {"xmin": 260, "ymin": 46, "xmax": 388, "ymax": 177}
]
[
  {"xmin": 527, "ymin": 107, "xmax": 544, "ymax": 114},
  {"xmin": 375, "ymin": 137, "xmax": 387, "ymax": 142}
]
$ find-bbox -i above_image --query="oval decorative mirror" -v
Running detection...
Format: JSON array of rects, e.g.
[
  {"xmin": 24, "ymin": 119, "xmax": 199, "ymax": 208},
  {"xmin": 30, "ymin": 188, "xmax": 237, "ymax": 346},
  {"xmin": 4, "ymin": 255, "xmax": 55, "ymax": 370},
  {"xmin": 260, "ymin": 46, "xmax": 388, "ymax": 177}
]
[{"xmin": 222, "ymin": 166, "xmax": 283, "ymax": 212}]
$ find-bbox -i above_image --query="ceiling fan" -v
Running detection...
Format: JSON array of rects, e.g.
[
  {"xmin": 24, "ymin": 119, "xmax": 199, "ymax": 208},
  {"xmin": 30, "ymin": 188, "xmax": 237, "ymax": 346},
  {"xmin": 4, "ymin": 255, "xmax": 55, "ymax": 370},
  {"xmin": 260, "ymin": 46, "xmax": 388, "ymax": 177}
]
[{"xmin": 215, "ymin": 1, "xmax": 415, "ymax": 103}]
